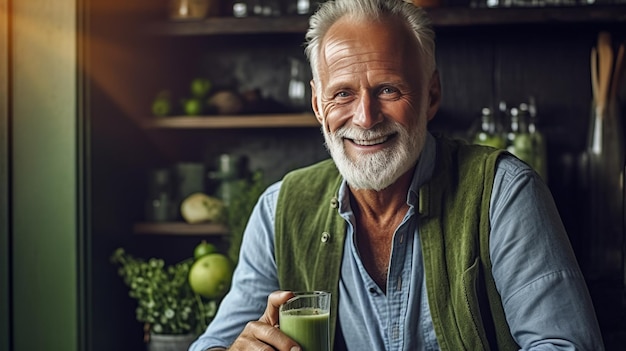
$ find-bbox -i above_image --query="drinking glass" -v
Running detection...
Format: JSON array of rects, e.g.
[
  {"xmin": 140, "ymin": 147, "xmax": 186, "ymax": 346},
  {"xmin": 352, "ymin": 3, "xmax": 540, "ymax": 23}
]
[{"xmin": 279, "ymin": 291, "xmax": 331, "ymax": 351}]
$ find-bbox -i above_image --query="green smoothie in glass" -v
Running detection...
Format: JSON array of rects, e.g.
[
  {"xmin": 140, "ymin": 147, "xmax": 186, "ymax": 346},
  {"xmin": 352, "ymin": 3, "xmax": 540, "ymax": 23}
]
[{"xmin": 279, "ymin": 291, "xmax": 331, "ymax": 351}]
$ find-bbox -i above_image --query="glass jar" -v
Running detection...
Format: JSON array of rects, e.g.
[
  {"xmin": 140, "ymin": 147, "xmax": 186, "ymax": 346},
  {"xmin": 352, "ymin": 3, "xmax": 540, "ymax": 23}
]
[
  {"xmin": 145, "ymin": 169, "xmax": 174, "ymax": 222},
  {"xmin": 170, "ymin": 0, "xmax": 218, "ymax": 20}
]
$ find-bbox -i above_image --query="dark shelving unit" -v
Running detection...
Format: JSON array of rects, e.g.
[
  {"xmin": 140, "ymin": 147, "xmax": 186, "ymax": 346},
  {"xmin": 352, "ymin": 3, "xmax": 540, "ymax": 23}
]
[{"xmin": 145, "ymin": 6, "xmax": 626, "ymax": 36}]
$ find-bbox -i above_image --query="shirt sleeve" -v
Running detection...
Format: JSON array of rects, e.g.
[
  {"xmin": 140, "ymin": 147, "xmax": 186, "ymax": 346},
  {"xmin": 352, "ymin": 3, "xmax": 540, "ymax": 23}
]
[
  {"xmin": 188, "ymin": 182, "xmax": 282, "ymax": 351},
  {"xmin": 489, "ymin": 155, "xmax": 605, "ymax": 351}
]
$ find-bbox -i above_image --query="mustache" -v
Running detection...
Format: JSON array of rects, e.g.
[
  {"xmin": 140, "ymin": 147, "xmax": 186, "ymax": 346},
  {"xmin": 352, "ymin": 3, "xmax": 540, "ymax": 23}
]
[{"xmin": 332, "ymin": 121, "xmax": 402, "ymax": 140}]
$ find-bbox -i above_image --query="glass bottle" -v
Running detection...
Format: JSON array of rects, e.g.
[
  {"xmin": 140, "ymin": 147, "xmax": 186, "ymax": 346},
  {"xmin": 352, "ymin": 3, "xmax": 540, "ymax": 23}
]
[
  {"xmin": 264, "ymin": 0, "xmax": 282, "ymax": 16},
  {"xmin": 145, "ymin": 168, "xmax": 174, "ymax": 222},
  {"xmin": 472, "ymin": 107, "xmax": 506, "ymax": 149},
  {"xmin": 506, "ymin": 106, "xmax": 535, "ymax": 170},
  {"xmin": 208, "ymin": 154, "xmax": 243, "ymax": 207},
  {"xmin": 288, "ymin": 58, "xmax": 307, "ymax": 111},
  {"xmin": 285, "ymin": 0, "xmax": 319, "ymax": 15},
  {"xmin": 232, "ymin": 0, "xmax": 249, "ymax": 17},
  {"xmin": 522, "ymin": 101, "xmax": 548, "ymax": 181},
  {"xmin": 250, "ymin": 0, "xmax": 264, "ymax": 16}
]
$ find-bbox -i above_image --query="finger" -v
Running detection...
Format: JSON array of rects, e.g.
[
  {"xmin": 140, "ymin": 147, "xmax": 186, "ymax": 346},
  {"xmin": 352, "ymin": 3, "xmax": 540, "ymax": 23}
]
[
  {"xmin": 259, "ymin": 290, "xmax": 295, "ymax": 327},
  {"xmin": 231, "ymin": 320, "xmax": 300, "ymax": 351}
]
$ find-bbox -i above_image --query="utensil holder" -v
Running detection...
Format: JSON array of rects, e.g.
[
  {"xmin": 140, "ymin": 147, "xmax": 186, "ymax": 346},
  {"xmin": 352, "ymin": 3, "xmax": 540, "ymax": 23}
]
[{"xmin": 582, "ymin": 99, "xmax": 625, "ymax": 283}]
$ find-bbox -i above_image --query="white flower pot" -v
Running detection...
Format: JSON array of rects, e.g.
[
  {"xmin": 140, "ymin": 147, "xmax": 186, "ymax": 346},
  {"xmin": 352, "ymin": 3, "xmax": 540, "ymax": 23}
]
[{"xmin": 147, "ymin": 333, "xmax": 196, "ymax": 351}]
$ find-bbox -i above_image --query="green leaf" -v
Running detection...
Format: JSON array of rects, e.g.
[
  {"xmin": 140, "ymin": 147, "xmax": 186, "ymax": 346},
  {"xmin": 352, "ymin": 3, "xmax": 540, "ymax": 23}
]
[{"xmin": 110, "ymin": 249, "xmax": 218, "ymax": 334}]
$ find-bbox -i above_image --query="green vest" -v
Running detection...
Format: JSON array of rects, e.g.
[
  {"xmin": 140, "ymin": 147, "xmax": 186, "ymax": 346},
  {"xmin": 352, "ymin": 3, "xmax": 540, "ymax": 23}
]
[{"xmin": 275, "ymin": 137, "xmax": 519, "ymax": 351}]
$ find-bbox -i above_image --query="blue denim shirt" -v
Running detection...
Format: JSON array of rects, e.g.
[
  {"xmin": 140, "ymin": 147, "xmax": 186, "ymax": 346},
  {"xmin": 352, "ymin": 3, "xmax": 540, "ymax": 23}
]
[{"xmin": 189, "ymin": 133, "xmax": 604, "ymax": 351}]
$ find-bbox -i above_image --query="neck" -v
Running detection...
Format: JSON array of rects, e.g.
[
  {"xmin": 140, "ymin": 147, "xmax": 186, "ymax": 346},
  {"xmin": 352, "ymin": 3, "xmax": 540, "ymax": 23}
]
[
  {"xmin": 349, "ymin": 166, "xmax": 414, "ymax": 223},
  {"xmin": 349, "ymin": 166, "xmax": 415, "ymax": 291}
]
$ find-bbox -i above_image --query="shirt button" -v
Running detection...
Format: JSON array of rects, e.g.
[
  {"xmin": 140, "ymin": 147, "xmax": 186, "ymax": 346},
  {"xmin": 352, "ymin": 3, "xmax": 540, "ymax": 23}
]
[
  {"xmin": 321, "ymin": 232, "xmax": 331, "ymax": 243},
  {"xmin": 369, "ymin": 287, "xmax": 377, "ymax": 294},
  {"xmin": 330, "ymin": 197, "xmax": 339, "ymax": 208}
]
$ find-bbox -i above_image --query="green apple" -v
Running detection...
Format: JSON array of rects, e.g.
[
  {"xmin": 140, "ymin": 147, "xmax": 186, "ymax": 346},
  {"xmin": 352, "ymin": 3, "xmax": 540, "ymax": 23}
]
[
  {"xmin": 194, "ymin": 240, "xmax": 218, "ymax": 260},
  {"xmin": 182, "ymin": 98, "xmax": 203, "ymax": 116},
  {"xmin": 191, "ymin": 78, "xmax": 212, "ymax": 98},
  {"xmin": 151, "ymin": 90, "xmax": 172, "ymax": 117},
  {"xmin": 188, "ymin": 253, "xmax": 234, "ymax": 299},
  {"xmin": 152, "ymin": 99, "xmax": 171, "ymax": 117}
]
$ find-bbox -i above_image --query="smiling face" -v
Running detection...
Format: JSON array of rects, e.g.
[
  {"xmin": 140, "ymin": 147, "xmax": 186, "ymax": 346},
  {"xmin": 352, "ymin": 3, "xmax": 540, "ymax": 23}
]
[{"xmin": 311, "ymin": 15, "xmax": 441, "ymax": 191}]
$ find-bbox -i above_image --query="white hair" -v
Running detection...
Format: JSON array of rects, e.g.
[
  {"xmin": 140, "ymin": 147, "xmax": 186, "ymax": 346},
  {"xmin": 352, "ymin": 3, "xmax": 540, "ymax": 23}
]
[{"xmin": 304, "ymin": 0, "xmax": 436, "ymax": 84}]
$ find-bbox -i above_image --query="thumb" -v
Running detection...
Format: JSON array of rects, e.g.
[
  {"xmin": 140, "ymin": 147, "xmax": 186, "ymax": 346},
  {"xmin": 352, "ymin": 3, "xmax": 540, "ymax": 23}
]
[{"xmin": 259, "ymin": 290, "xmax": 295, "ymax": 327}]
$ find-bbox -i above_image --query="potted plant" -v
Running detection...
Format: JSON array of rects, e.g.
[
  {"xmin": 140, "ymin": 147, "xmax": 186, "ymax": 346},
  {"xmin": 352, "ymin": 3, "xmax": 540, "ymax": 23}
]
[
  {"xmin": 110, "ymin": 248, "xmax": 218, "ymax": 351},
  {"xmin": 110, "ymin": 169, "xmax": 262, "ymax": 350}
]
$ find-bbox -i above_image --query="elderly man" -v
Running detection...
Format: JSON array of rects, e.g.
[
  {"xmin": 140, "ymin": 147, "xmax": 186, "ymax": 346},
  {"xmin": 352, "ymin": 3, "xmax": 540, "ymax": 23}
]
[{"xmin": 189, "ymin": 0, "xmax": 604, "ymax": 350}]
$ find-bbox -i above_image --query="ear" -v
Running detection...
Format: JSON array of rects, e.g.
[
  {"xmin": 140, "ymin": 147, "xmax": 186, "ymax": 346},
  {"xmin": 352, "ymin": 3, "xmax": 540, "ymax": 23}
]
[
  {"xmin": 426, "ymin": 70, "xmax": 441, "ymax": 122},
  {"xmin": 310, "ymin": 80, "xmax": 323, "ymax": 125}
]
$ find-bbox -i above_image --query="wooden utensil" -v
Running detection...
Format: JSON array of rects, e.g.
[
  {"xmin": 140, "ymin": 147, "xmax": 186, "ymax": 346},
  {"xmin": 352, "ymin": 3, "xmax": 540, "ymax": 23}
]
[
  {"xmin": 609, "ymin": 42, "xmax": 624, "ymax": 100},
  {"xmin": 596, "ymin": 31, "xmax": 614, "ymax": 116}
]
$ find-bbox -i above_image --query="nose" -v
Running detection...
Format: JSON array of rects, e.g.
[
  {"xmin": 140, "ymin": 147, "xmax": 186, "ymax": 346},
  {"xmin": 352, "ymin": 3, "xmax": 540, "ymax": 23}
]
[{"xmin": 352, "ymin": 93, "xmax": 382, "ymax": 129}]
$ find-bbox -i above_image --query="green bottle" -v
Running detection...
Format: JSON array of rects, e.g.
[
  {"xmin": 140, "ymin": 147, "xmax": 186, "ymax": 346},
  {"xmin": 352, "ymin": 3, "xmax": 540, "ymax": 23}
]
[{"xmin": 473, "ymin": 107, "xmax": 506, "ymax": 149}]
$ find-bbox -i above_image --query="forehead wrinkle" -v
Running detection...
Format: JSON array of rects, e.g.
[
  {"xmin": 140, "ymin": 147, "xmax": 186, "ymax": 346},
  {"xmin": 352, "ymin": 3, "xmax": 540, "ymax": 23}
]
[
  {"xmin": 323, "ymin": 40, "xmax": 404, "ymax": 73},
  {"xmin": 326, "ymin": 55, "xmax": 406, "ymax": 86},
  {"xmin": 324, "ymin": 48, "xmax": 359, "ymax": 74},
  {"xmin": 322, "ymin": 29, "xmax": 412, "ymax": 72}
]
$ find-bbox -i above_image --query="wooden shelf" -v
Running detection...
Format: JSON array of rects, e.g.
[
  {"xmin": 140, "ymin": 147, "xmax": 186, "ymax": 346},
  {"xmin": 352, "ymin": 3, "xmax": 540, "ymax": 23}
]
[
  {"xmin": 146, "ymin": 6, "xmax": 626, "ymax": 36},
  {"xmin": 141, "ymin": 112, "xmax": 319, "ymax": 129},
  {"xmin": 427, "ymin": 5, "xmax": 626, "ymax": 27},
  {"xmin": 134, "ymin": 222, "xmax": 230, "ymax": 236},
  {"xmin": 147, "ymin": 15, "xmax": 310, "ymax": 36}
]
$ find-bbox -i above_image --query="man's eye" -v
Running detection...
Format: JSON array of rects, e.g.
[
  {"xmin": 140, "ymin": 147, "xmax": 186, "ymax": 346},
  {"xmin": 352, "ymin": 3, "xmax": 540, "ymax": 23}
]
[
  {"xmin": 378, "ymin": 87, "xmax": 402, "ymax": 100},
  {"xmin": 335, "ymin": 91, "xmax": 350, "ymax": 98}
]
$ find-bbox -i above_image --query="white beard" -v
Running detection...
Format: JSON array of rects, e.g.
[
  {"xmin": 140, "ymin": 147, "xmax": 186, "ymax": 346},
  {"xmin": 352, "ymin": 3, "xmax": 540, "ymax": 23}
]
[{"xmin": 322, "ymin": 120, "xmax": 425, "ymax": 191}]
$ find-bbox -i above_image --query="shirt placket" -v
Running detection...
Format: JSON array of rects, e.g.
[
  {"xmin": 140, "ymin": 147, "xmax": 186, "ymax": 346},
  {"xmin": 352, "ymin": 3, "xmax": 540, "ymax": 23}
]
[{"xmin": 387, "ymin": 215, "xmax": 413, "ymax": 351}]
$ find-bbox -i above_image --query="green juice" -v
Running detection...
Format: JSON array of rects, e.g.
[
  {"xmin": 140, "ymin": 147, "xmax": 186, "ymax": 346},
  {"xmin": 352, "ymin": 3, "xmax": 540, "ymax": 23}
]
[{"xmin": 280, "ymin": 308, "xmax": 330, "ymax": 351}]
